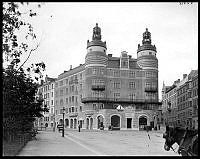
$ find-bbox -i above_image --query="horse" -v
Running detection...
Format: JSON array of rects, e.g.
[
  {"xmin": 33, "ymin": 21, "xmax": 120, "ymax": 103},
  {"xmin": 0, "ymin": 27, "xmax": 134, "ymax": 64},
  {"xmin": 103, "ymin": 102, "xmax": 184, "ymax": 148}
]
[{"xmin": 163, "ymin": 126, "xmax": 198, "ymax": 156}]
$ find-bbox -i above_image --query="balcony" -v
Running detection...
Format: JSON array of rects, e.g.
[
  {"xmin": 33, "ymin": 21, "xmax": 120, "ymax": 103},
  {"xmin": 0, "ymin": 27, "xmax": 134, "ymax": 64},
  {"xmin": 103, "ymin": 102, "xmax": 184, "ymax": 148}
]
[
  {"xmin": 81, "ymin": 97, "xmax": 160, "ymax": 104},
  {"xmin": 91, "ymin": 85, "xmax": 105, "ymax": 91},
  {"xmin": 145, "ymin": 87, "xmax": 158, "ymax": 92},
  {"xmin": 69, "ymin": 112, "xmax": 78, "ymax": 117}
]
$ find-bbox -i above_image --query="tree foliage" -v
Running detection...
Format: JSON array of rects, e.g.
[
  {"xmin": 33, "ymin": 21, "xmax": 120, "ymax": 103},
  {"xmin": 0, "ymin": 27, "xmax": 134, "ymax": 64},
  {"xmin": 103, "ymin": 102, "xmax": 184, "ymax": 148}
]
[{"xmin": 3, "ymin": 2, "xmax": 48, "ymax": 136}]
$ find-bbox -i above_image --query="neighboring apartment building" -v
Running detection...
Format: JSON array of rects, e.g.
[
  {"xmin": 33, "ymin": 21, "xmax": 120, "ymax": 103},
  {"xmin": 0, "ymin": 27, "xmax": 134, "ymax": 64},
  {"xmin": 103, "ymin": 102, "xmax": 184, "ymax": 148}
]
[
  {"xmin": 177, "ymin": 70, "xmax": 198, "ymax": 129},
  {"xmin": 54, "ymin": 23, "xmax": 161, "ymax": 130},
  {"xmin": 162, "ymin": 70, "xmax": 198, "ymax": 130},
  {"xmin": 36, "ymin": 75, "xmax": 56, "ymax": 129},
  {"xmin": 192, "ymin": 71, "xmax": 198, "ymax": 129},
  {"xmin": 161, "ymin": 79, "xmax": 180, "ymax": 127}
]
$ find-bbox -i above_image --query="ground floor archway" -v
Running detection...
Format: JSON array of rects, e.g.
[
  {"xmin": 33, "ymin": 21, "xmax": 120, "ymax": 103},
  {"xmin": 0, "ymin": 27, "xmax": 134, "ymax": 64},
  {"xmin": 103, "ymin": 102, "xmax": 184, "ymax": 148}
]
[
  {"xmin": 59, "ymin": 119, "xmax": 63, "ymax": 125},
  {"xmin": 90, "ymin": 118, "xmax": 93, "ymax": 130},
  {"xmin": 74, "ymin": 118, "xmax": 77, "ymax": 129},
  {"xmin": 65, "ymin": 119, "xmax": 69, "ymax": 127},
  {"xmin": 111, "ymin": 115, "xmax": 120, "ymax": 130},
  {"xmin": 70, "ymin": 119, "xmax": 73, "ymax": 128},
  {"xmin": 139, "ymin": 116, "xmax": 147, "ymax": 130},
  {"xmin": 97, "ymin": 115, "xmax": 104, "ymax": 129},
  {"xmin": 86, "ymin": 118, "xmax": 89, "ymax": 129}
]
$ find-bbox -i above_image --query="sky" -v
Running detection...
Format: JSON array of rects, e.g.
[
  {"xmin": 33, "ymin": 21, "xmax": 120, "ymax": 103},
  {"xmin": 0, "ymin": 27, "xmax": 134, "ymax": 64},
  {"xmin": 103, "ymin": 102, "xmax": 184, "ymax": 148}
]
[{"xmin": 17, "ymin": 2, "xmax": 198, "ymax": 99}]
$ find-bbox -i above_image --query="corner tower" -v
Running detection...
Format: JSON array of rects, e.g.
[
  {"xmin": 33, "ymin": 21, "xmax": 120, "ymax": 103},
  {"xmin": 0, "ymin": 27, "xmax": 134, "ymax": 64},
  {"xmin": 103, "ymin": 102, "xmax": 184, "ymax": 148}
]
[
  {"xmin": 83, "ymin": 23, "xmax": 108, "ymax": 109},
  {"xmin": 85, "ymin": 23, "xmax": 108, "ymax": 67},
  {"xmin": 137, "ymin": 28, "xmax": 158, "ymax": 70},
  {"xmin": 137, "ymin": 28, "xmax": 159, "ymax": 122}
]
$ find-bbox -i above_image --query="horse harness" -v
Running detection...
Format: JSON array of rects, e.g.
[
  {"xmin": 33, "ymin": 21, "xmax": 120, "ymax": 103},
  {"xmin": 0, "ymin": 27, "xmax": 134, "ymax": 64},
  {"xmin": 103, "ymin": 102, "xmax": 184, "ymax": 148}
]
[{"xmin": 178, "ymin": 129, "xmax": 198, "ymax": 156}]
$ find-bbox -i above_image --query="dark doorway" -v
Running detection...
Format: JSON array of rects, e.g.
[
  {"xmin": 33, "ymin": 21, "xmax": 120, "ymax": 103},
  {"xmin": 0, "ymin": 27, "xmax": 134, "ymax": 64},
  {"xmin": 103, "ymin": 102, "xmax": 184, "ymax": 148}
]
[
  {"xmin": 86, "ymin": 118, "xmax": 89, "ymax": 129},
  {"xmin": 127, "ymin": 118, "xmax": 132, "ymax": 128},
  {"xmin": 65, "ymin": 119, "xmax": 69, "ymax": 127},
  {"xmin": 111, "ymin": 115, "xmax": 120, "ymax": 130},
  {"xmin": 97, "ymin": 115, "xmax": 104, "ymax": 129},
  {"xmin": 139, "ymin": 116, "xmax": 147, "ymax": 130}
]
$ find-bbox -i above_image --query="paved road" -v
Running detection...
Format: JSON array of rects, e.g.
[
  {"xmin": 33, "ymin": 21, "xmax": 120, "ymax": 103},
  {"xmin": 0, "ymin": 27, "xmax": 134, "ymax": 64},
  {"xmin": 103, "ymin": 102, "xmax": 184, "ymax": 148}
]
[
  {"xmin": 64, "ymin": 129, "xmax": 180, "ymax": 156},
  {"xmin": 17, "ymin": 130, "xmax": 100, "ymax": 156},
  {"xmin": 18, "ymin": 129, "xmax": 180, "ymax": 156}
]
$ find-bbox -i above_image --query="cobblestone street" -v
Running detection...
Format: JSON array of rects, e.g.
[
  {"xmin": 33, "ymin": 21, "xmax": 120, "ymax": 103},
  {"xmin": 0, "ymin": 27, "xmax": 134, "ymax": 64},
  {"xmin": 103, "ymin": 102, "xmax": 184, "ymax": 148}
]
[{"xmin": 18, "ymin": 129, "xmax": 180, "ymax": 156}]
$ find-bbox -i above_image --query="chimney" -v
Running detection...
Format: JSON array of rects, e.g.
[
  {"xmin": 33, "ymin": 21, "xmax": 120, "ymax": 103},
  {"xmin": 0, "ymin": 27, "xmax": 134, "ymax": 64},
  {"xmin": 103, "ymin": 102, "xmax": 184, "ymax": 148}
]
[
  {"xmin": 183, "ymin": 74, "xmax": 187, "ymax": 79},
  {"xmin": 70, "ymin": 65, "xmax": 72, "ymax": 70},
  {"xmin": 108, "ymin": 54, "xmax": 112, "ymax": 57},
  {"xmin": 128, "ymin": 55, "xmax": 132, "ymax": 59}
]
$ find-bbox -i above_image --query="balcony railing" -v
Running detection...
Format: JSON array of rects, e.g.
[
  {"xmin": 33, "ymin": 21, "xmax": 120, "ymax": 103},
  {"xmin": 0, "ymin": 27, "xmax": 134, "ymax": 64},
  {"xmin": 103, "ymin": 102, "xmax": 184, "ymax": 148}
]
[
  {"xmin": 69, "ymin": 112, "xmax": 78, "ymax": 117},
  {"xmin": 145, "ymin": 87, "xmax": 158, "ymax": 92},
  {"xmin": 81, "ymin": 97, "xmax": 160, "ymax": 104},
  {"xmin": 91, "ymin": 85, "xmax": 105, "ymax": 91}
]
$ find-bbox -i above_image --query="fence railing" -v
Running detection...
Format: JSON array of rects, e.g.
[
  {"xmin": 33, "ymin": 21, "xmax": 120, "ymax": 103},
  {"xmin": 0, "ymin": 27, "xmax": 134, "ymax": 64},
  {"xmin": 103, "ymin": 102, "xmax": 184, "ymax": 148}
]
[{"xmin": 3, "ymin": 130, "xmax": 33, "ymax": 156}]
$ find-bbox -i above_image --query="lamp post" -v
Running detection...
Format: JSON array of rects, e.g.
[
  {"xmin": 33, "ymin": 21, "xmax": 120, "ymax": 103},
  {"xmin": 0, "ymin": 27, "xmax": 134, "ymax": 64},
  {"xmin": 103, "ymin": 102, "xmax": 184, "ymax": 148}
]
[
  {"xmin": 53, "ymin": 113, "xmax": 55, "ymax": 132},
  {"xmin": 62, "ymin": 107, "xmax": 65, "ymax": 137}
]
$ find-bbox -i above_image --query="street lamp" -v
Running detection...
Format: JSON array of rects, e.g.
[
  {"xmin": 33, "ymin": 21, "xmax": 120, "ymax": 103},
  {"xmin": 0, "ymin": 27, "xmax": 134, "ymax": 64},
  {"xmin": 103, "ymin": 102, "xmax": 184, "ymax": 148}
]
[
  {"xmin": 53, "ymin": 113, "xmax": 55, "ymax": 132},
  {"xmin": 62, "ymin": 107, "xmax": 65, "ymax": 137}
]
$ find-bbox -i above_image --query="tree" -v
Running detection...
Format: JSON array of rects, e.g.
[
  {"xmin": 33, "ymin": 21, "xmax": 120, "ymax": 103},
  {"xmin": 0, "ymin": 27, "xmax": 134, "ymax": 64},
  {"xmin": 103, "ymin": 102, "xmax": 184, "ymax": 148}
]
[{"xmin": 3, "ymin": 2, "xmax": 48, "ymax": 139}]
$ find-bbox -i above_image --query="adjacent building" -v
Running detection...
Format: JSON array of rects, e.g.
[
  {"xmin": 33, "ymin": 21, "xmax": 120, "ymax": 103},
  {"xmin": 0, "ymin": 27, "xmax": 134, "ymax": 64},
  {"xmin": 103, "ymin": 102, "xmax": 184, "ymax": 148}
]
[
  {"xmin": 54, "ymin": 23, "xmax": 161, "ymax": 130},
  {"xmin": 36, "ymin": 75, "xmax": 56, "ymax": 129},
  {"xmin": 162, "ymin": 70, "xmax": 198, "ymax": 130}
]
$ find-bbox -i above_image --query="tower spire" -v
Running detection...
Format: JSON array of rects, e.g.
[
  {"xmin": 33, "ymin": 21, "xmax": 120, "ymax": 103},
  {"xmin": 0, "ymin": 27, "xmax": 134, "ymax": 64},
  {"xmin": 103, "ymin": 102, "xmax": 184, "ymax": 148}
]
[
  {"xmin": 142, "ymin": 28, "xmax": 151, "ymax": 44},
  {"xmin": 92, "ymin": 23, "xmax": 101, "ymax": 41}
]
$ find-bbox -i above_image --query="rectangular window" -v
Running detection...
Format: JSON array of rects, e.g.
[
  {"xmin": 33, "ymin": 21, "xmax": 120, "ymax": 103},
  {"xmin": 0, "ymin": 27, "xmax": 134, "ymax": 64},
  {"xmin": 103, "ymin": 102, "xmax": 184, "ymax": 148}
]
[
  {"xmin": 66, "ymin": 108, "xmax": 68, "ymax": 114},
  {"xmin": 80, "ymin": 106, "xmax": 82, "ymax": 112},
  {"xmin": 52, "ymin": 84, "xmax": 54, "ymax": 89},
  {"xmin": 60, "ymin": 89, "xmax": 63, "ymax": 96},
  {"xmin": 146, "ymin": 82, "xmax": 151, "ymax": 87},
  {"xmin": 92, "ymin": 68, "xmax": 97, "ymax": 74},
  {"xmin": 71, "ymin": 107, "xmax": 74, "ymax": 112},
  {"xmin": 60, "ymin": 99, "xmax": 63, "ymax": 106},
  {"xmin": 80, "ymin": 84, "xmax": 82, "ymax": 91},
  {"xmin": 51, "ymin": 92, "xmax": 53, "ymax": 97},
  {"xmin": 129, "ymin": 82, "xmax": 135, "ymax": 89},
  {"xmin": 129, "ymin": 71, "xmax": 135, "ymax": 78},
  {"xmin": 69, "ymin": 108, "xmax": 71, "ymax": 113},
  {"xmin": 114, "ymin": 82, "xmax": 120, "ymax": 89},
  {"xmin": 114, "ymin": 93, "xmax": 120, "ymax": 99},
  {"xmin": 66, "ymin": 98, "xmax": 68, "ymax": 104},
  {"xmin": 66, "ymin": 88, "xmax": 68, "ymax": 95},
  {"xmin": 66, "ymin": 79, "xmax": 68, "ymax": 85},
  {"xmin": 51, "ymin": 100, "xmax": 53, "ymax": 105},
  {"xmin": 59, "ymin": 80, "xmax": 63, "ymax": 86},
  {"xmin": 93, "ymin": 104, "xmax": 97, "ymax": 110},
  {"xmin": 114, "ymin": 71, "xmax": 120, "ymax": 77}
]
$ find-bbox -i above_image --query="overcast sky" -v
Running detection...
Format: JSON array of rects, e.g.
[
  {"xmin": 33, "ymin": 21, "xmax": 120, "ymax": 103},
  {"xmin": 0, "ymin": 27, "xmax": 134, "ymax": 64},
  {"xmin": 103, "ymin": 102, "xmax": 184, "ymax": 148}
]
[{"xmin": 20, "ymin": 2, "xmax": 198, "ymax": 99}]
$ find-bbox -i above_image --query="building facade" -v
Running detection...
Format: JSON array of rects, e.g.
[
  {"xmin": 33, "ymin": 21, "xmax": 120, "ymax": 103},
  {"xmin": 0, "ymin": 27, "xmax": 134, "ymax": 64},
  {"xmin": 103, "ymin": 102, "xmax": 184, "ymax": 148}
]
[
  {"xmin": 54, "ymin": 23, "xmax": 161, "ymax": 130},
  {"xmin": 192, "ymin": 71, "xmax": 198, "ymax": 129},
  {"xmin": 36, "ymin": 75, "xmax": 56, "ymax": 129},
  {"xmin": 161, "ymin": 80, "xmax": 180, "ymax": 127},
  {"xmin": 162, "ymin": 70, "xmax": 198, "ymax": 130}
]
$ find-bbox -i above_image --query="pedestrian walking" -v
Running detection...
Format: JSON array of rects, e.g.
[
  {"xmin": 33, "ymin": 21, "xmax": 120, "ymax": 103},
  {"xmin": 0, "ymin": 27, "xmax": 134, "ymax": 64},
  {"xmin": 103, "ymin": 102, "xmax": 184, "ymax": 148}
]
[{"xmin": 78, "ymin": 123, "xmax": 81, "ymax": 132}]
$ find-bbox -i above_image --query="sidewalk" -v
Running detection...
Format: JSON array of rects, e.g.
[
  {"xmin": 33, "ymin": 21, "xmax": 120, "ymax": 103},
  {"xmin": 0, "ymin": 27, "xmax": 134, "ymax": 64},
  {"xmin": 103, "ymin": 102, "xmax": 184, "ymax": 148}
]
[{"xmin": 17, "ymin": 130, "xmax": 101, "ymax": 156}]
